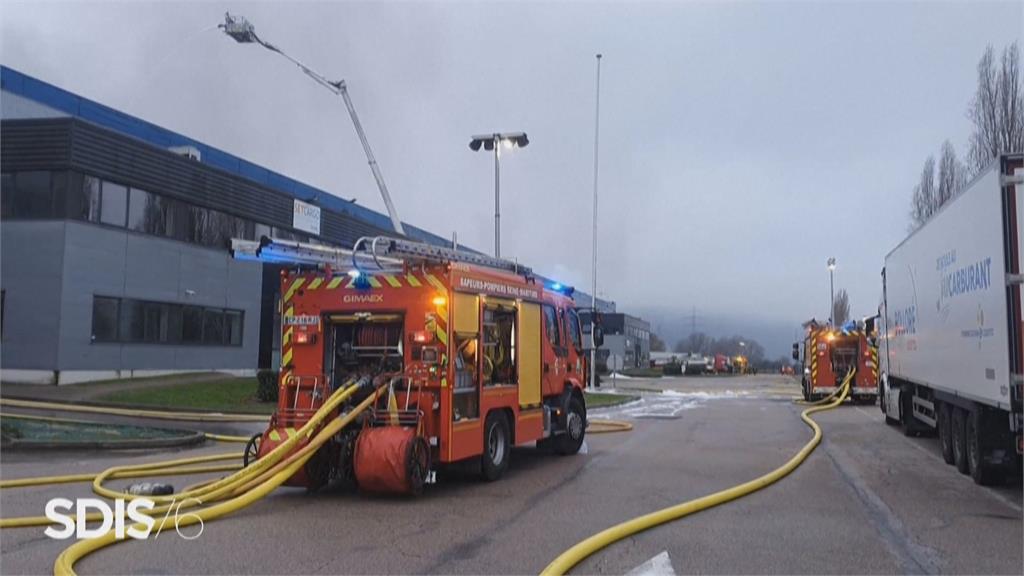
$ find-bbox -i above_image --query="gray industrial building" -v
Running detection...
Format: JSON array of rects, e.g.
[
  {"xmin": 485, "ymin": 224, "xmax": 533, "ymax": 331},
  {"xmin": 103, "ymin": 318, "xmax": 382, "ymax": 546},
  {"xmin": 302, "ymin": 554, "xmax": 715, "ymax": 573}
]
[
  {"xmin": 0, "ymin": 66, "xmax": 465, "ymax": 384},
  {"xmin": 577, "ymin": 311, "xmax": 651, "ymax": 371},
  {"xmin": 0, "ymin": 66, "xmax": 612, "ymax": 385}
]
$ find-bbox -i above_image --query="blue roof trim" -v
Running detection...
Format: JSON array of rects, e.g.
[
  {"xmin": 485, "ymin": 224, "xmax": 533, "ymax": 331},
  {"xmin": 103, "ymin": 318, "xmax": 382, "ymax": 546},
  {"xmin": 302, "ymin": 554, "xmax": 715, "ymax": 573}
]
[{"xmin": 1, "ymin": 65, "xmax": 454, "ymax": 248}]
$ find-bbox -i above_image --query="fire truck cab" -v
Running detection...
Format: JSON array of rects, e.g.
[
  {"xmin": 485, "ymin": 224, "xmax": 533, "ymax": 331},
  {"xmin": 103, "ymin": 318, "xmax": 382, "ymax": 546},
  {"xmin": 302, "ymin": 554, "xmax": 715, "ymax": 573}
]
[
  {"xmin": 240, "ymin": 237, "xmax": 589, "ymax": 494},
  {"xmin": 794, "ymin": 319, "xmax": 878, "ymax": 403}
]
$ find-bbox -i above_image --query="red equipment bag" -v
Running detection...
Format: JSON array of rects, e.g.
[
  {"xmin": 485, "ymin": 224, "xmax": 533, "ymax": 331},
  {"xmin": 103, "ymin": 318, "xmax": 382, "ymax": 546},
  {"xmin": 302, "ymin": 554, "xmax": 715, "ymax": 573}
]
[{"xmin": 353, "ymin": 426, "xmax": 429, "ymax": 495}]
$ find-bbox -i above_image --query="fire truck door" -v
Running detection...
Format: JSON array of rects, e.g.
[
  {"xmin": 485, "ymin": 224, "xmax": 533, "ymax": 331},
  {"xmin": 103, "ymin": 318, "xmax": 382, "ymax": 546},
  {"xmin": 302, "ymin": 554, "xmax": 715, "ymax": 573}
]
[
  {"xmin": 452, "ymin": 292, "xmax": 481, "ymax": 421},
  {"xmin": 519, "ymin": 302, "xmax": 542, "ymax": 407},
  {"xmin": 542, "ymin": 304, "xmax": 564, "ymax": 396}
]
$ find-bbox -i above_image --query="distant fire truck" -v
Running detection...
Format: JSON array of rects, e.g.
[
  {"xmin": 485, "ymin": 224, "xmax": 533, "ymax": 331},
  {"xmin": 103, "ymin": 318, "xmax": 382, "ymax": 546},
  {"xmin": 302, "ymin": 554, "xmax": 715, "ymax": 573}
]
[
  {"xmin": 235, "ymin": 237, "xmax": 591, "ymax": 494},
  {"xmin": 793, "ymin": 319, "xmax": 878, "ymax": 403}
]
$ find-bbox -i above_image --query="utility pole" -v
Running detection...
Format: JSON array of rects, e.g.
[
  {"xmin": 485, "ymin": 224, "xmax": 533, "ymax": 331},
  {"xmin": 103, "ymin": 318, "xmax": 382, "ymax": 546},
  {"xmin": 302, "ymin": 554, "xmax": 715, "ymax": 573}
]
[
  {"xmin": 827, "ymin": 257, "xmax": 837, "ymax": 325},
  {"xmin": 589, "ymin": 53, "xmax": 602, "ymax": 390}
]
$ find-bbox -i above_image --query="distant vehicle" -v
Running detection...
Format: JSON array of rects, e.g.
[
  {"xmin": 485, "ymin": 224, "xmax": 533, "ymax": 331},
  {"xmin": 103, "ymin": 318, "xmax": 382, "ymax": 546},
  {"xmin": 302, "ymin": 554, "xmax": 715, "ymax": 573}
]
[
  {"xmin": 878, "ymin": 153, "xmax": 1023, "ymax": 485},
  {"xmin": 794, "ymin": 322, "xmax": 877, "ymax": 403},
  {"xmin": 683, "ymin": 353, "xmax": 706, "ymax": 375},
  {"xmin": 713, "ymin": 353, "xmax": 731, "ymax": 374},
  {"xmin": 733, "ymin": 355, "xmax": 749, "ymax": 375}
]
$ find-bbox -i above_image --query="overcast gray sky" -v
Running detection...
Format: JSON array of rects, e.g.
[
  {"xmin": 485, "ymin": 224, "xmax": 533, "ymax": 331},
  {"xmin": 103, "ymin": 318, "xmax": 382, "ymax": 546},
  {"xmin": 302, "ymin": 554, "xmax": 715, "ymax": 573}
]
[{"xmin": 2, "ymin": 1, "xmax": 1021, "ymax": 355}]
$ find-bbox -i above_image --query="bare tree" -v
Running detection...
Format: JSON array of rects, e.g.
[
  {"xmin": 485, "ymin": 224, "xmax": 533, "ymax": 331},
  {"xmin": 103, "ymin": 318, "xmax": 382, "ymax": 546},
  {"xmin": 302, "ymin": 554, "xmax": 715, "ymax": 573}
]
[
  {"xmin": 832, "ymin": 289, "xmax": 851, "ymax": 327},
  {"xmin": 936, "ymin": 140, "xmax": 966, "ymax": 207},
  {"xmin": 967, "ymin": 42, "xmax": 1024, "ymax": 175},
  {"xmin": 910, "ymin": 155, "xmax": 936, "ymax": 229},
  {"xmin": 650, "ymin": 333, "xmax": 667, "ymax": 352},
  {"xmin": 674, "ymin": 332, "xmax": 710, "ymax": 354}
]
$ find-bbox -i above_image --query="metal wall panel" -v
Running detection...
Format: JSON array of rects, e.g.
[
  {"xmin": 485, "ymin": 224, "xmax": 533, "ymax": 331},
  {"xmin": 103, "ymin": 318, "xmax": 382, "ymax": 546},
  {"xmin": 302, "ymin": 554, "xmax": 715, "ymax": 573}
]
[
  {"xmin": 57, "ymin": 221, "xmax": 261, "ymax": 371},
  {"xmin": 0, "ymin": 221, "xmax": 66, "ymax": 369}
]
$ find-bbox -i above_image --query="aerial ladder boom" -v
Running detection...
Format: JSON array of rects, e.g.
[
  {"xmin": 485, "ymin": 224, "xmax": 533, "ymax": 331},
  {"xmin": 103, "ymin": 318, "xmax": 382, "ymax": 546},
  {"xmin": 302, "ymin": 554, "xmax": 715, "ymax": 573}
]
[{"xmin": 231, "ymin": 236, "xmax": 533, "ymax": 276}]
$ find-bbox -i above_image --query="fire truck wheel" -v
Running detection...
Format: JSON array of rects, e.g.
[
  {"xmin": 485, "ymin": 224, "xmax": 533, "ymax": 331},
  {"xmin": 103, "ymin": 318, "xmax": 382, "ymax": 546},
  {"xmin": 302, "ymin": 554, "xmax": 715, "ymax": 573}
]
[
  {"xmin": 801, "ymin": 378, "xmax": 810, "ymax": 402},
  {"xmin": 481, "ymin": 412, "xmax": 510, "ymax": 481},
  {"xmin": 951, "ymin": 406, "xmax": 969, "ymax": 475},
  {"xmin": 556, "ymin": 397, "xmax": 587, "ymax": 456},
  {"xmin": 967, "ymin": 408, "xmax": 1005, "ymax": 486},
  {"xmin": 938, "ymin": 403, "xmax": 955, "ymax": 465},
  {"xmin": 243, "ymin": 433, "xmax": 261, "ymax": 467},
  {"xmin": 305, "ymin": 443, "xmax": 335, "ymax": 492}
]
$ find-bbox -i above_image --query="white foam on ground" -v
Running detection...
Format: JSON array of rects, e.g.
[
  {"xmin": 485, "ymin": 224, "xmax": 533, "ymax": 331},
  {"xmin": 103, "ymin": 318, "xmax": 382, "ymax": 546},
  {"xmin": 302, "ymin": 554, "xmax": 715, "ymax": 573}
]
[
  {"xmin": 626, "ymin": 551, "xmax": 676, "ymax": 576},
  {"xmin": 660, "ymin": 389, "xmax": 747, "ymax": 400}
]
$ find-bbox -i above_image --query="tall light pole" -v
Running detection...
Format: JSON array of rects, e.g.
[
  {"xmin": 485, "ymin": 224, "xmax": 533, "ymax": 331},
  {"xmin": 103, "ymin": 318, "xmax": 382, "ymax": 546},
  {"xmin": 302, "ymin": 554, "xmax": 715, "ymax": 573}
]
[
  {"xmin": 827, "ymin": 257, "xmax": 837, "ymax": 325},
  {"xmin": 219, "ymin": 13, "xmax": 406, "ymax": 236},
  {"xmin": 469, "ymin": 132, "xmax": 529, "ymax": 258},
  {"xmin": 590, "ymin": 53, "xmax": 603, "ymax": 390}
]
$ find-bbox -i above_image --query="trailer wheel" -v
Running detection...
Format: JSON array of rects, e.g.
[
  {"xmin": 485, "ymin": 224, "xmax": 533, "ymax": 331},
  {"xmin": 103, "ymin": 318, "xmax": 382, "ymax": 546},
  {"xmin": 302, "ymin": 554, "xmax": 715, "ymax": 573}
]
[
  {"xmin": 556, "ymin": 396, "xmax": 587, "ymax": 456},
  {"xmin": 951, "ymin": 407, "xmax": 969, "ymax": 475},
  {"xmin": 243, "ymin": 433, "xmax": 261, "ymax": 467},
  {"xmin": 938, "ymin": 403, "xmax": 954, "ymax": 465},
  {"xmin": 481, "ymin": 412, "xmax": 510, "ymax": 481},
  {"xmin": 966, "ymin": 408, "xmax": 1004, "ymax": 486}
]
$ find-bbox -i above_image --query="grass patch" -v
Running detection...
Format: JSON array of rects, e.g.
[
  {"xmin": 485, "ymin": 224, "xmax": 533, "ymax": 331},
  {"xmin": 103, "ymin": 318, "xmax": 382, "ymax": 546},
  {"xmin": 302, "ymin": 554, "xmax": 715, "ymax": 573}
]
[
  {"xmin": 2, "ymin": 415, "xmax": 192, "ymax": 444},
  {"xmin": 96, "ymin": 378, "xmax": 275, "ymax": 414},
  {"xmin": 585, "ymin": 391, "xmax": 638, "ymax": 408}
]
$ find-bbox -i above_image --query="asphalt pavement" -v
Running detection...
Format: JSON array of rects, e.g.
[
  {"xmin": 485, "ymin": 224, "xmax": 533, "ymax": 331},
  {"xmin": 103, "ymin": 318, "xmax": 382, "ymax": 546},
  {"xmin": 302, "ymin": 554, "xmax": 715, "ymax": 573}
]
[{"xmin": 1, "ymin": 374, "xmax": 1020, "ymax": 575}]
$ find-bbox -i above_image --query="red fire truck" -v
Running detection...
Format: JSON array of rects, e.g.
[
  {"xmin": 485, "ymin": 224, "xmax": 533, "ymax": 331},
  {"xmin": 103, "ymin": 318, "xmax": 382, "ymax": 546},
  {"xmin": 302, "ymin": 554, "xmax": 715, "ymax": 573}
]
[
  {"xmin": 793, "ymin": 319, "xmax": 878, "ymax": 403},
  {"xmin": 237, "ymin": 237, "xmax": 591, "ymax": 494}
]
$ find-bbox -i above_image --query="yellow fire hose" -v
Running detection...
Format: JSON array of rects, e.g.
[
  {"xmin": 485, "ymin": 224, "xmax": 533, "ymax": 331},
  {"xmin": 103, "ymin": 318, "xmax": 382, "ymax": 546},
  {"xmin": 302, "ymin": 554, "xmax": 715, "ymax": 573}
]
[
  {"xmin": 587, "ymin": 419, "xmax": 633, "ymax": 434},
  {"xmin": 540, "ymin": 370, "xmax": 854, "ymax": 576},
  {"xmin": 0, "ymin": 461, "xmax": 242, "ymax": 491},
  {"xmin": 0, "ymin": 398, "xmax": 269, "ymax": 422},
  {"xmin": 53, "ymin": 384, "xmax": 381, "ymax": 576},
  {"xmin": 0, "ymin": 378, "xmax": 362, "ymax": 529}
]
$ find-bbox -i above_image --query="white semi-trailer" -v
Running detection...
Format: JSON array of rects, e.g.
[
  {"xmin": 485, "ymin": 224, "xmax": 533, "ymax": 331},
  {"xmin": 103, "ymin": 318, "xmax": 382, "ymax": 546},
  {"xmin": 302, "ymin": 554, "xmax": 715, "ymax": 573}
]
[{"xmin": 879, "ymin": 153, "xmax": 1023, "ymax": 485}]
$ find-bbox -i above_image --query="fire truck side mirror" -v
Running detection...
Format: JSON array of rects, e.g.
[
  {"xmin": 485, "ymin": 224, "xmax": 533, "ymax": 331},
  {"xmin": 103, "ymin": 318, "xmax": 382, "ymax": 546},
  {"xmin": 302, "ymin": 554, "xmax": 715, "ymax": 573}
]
[{"xmin": 791, "ymin": 343, "xmax": 800, "ymax": 360}]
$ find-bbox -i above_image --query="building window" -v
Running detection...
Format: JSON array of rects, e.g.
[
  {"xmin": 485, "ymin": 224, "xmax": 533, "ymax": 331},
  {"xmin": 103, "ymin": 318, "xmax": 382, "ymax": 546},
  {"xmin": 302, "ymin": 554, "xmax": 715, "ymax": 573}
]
[
  {"xmin": 254, "ymin": 222, "xmax": 272, "ymax": 240},
  {"xmin": 66, "ymin": 174, "xmax": 100, "ymax": 222},
  {"xmin": 2, "ymin": 169, "xmax": 324, "ymax": 250},
  {"xmin": 99, "ymin": 181, "xmax": 128, "ymax": 227},
  {"xmin": 119, "ymin": 299, "xmax": 145, "ymax": 342},
  {"xmin": 129, "ymin": 188, "xmax": 177, "ymax": 237},
  {"xmin": 5, "ymin": 171, "xmax": 55, "ymax": 218},
  {"xmin": 225, "ymin": 310, "xmax": 243, "ymax": 346},
  {"xmin": 203, "ymin": 308, "xmax": 224, "ymax": 345},
  {"xmin": 182, "ymin": 306, "xmax": 203, "ymax": 343},
  {"xmin": 92, "ymin": 296, "xmax": 243, "ymax": 346},
  {"xmin": 91, "ymin": 297, "xmax": 120, "ymax": 342}
]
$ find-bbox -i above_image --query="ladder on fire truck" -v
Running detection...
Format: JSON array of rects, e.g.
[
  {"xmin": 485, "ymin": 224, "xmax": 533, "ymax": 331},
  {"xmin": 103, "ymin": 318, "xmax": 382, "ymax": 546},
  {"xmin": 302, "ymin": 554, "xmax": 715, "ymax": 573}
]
[{"xmin": 231, "ymin": 235, "xmax": 533, "ymax": 276}]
